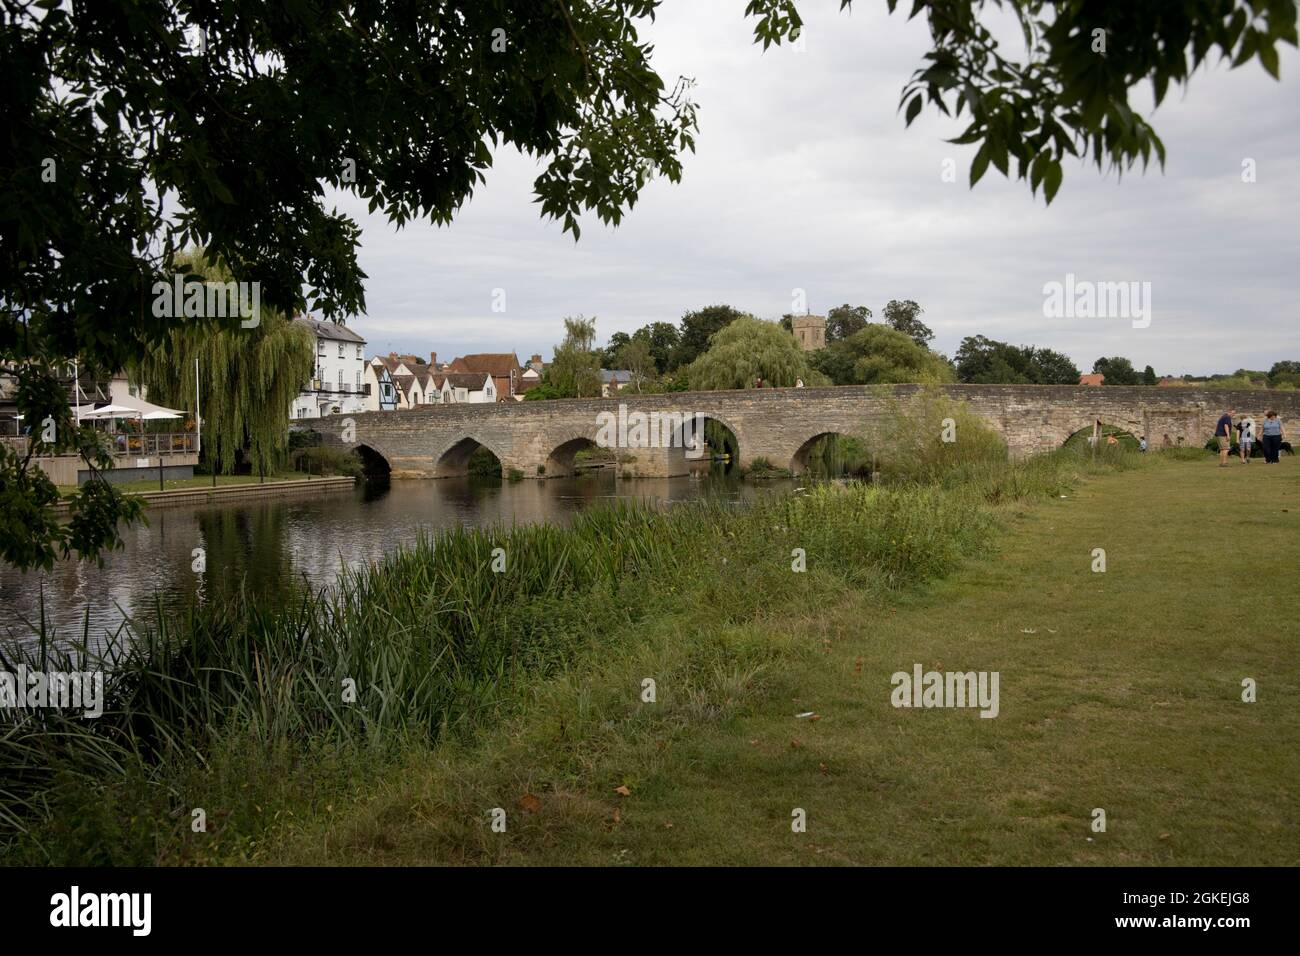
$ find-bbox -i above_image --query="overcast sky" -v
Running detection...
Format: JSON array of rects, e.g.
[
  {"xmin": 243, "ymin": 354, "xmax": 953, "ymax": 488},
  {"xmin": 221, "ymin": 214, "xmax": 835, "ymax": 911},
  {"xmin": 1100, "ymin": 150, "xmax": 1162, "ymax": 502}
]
[{"xmin": 328, "ymin": 1, "xmax": 1299, "ymax": 377}]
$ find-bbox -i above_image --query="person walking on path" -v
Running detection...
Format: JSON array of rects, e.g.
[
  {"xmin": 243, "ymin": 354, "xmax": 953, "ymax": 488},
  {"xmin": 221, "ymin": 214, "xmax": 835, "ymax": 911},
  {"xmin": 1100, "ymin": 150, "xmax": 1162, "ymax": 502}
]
[
  {"xmin": 1261, "ymin": 410, "xmax": 1285, "ymax": 463},
  {"xmin": 1238, "ymin": 415, "xmax": 1257, "ymax": 463},
  {"xmin": 1215, "ymin": 408, "xmax": 1236, "ymax": 467}
]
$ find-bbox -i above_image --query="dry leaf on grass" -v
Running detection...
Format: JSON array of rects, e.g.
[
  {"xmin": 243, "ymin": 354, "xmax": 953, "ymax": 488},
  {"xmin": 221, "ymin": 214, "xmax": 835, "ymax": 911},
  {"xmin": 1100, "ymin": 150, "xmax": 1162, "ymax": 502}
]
[
  {"xmin": 613, "ymin": 785, "xmax": 632, "ymax": 796},
  {"xmin": 518, "ymin": 794, "xmax": 542, "ymax": 813}
]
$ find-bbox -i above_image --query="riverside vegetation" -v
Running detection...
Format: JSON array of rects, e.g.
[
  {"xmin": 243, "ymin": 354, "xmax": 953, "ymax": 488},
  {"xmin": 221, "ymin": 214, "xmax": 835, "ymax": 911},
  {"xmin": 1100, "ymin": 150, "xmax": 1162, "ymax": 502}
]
[{"xmin": 0, "ymin": 397, "xmax": 1214, "ymax": 864}]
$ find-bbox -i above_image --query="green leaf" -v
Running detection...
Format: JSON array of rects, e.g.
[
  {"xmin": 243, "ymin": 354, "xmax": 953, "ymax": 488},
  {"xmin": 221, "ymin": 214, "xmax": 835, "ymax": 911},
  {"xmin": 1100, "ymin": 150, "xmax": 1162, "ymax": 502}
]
[
  {"xmin": 1042, "ymin": 161, "xmax": 1063, "ymax": 204},
  {"xmin": 905, "ymin": 93, "xmax": 923, "ymax": 126},
  {"xmin": 970, "ymin": 143, "xmax": 990, "ymax": 187},
  {"xmin": 1258, "ymin": 42, "xmax": 1280, "ymax": 80}
]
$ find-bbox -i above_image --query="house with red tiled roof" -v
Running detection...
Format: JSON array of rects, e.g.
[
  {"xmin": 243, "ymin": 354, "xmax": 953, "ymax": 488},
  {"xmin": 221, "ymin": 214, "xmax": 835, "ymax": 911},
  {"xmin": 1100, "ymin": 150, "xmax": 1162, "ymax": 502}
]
[
  {"xmin": 448, "ymin": 353, "xmax": 522, "ymax": 401},
  {"xmin": 1079, "ymin": 373, "xmax": 1105, "ymax": 386}
]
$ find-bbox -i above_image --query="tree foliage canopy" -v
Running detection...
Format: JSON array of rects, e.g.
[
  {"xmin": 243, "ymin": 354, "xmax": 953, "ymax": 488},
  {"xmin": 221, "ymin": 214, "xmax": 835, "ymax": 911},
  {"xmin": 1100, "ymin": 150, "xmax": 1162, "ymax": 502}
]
[
  {"xmin": 547, "ymin": 316, "xmax": 604, "ymax": 398},
  {"xmin": 1092, "ymin": 355, "xmax": 1139, "ymax": 386},
  {"xmin": 812, "ymin": 325, "xmax": 955, "ymax": 385},
  {"xmin": 674, "ymin": 305, "xmax": 749, "ymax": 370},
  {"xmin": 131, "ymin": 256, "xmax": 314, "ymax": 475},
  {"xmin": 954, "ymin": 335, "xmax": 1079, "ymax": 384},
  {"xmin": 881, "ymin": 299, "xmax": 934, "ymax": 346},
  {"xmin": 826, "ymin": 304, "xmax": 873, "ymax": 343},
  {"xmin": 686, "ymin": 316, "xmax": 809, "ymax": 389}
]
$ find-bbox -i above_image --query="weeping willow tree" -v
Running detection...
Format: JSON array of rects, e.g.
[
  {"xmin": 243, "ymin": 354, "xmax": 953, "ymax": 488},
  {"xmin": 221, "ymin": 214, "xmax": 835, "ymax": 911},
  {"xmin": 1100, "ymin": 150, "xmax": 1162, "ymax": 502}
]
[
  {"xmin": 131, "ymin": 253, "xmax": 315, "ymax": 476},
  {"xmin": 686, "ymin": 316, "xmax": 811, "ymax": 390}
]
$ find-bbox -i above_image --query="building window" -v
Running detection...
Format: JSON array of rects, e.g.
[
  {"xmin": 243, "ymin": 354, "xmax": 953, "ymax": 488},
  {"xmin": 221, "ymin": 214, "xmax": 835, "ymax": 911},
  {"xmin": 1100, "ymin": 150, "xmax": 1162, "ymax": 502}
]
[{"xmin": 338, "ymin": 343, "xmax": 345, "ymax": 358}]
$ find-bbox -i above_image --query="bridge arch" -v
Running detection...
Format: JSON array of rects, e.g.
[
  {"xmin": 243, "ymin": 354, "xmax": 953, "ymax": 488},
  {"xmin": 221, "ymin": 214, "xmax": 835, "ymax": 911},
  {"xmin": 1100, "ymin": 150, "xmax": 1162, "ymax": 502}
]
[
  {"xmin": 790, "ymin": 430, "xmax": 872, "ymax": 477},
  {"xmin": 1062, "ymin": 421, "xmax": 1140, "ymax": 451},
  {"xmin": 354, "ymin": 442, "xmax": 393, "ymax": 477},
  {"xmin": 545, "ymin": 434, "xmax": 601, "ymax": 477},
  {"xmin": 661, "ymin": 412, "xmax": 743, "ymax": 474},
  {"xmin": 434, "ymin": 435, "xmax": 506, "ymax": 478}
]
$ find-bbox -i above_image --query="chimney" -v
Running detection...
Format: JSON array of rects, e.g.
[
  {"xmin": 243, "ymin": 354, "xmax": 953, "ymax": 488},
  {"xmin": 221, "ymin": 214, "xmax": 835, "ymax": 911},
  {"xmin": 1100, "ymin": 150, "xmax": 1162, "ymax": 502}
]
[
  {"xmin": 388, "ymin": 351, "xmax": 398, "ymax": 361},
  {"xmin": 531, "ymin": 354, "xmax": 542, "ymax": 367},
  {"xmin": 430, "ymin": 351, "xmax": 437, "ymax": 367}
]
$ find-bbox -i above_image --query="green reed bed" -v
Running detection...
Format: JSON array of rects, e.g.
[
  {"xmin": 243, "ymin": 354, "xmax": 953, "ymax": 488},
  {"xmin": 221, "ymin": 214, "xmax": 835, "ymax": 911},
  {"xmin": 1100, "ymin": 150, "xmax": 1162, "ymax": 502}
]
[{"xmin": 1, "ymin": 435, "xmax": 1147, "ymax": 862}]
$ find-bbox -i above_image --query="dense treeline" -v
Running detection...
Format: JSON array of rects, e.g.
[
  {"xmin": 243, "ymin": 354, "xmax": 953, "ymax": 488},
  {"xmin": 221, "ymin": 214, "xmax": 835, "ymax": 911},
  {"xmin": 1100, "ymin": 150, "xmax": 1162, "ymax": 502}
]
[{"xmin": 528, "ymin": 303, "xmax": 1297, "ymax": 398}]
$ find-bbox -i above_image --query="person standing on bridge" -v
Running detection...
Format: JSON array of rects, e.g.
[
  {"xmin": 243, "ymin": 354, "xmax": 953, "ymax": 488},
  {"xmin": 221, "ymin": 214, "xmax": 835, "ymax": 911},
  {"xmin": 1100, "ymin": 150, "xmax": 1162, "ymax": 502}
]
[
  {"xmin": 1261, "ymin": 410, "xmax": 1284, "ymax": 463},
  {"xmin": 1215, "ymin": 408, "xmax": 1236, "ymax": 467}
]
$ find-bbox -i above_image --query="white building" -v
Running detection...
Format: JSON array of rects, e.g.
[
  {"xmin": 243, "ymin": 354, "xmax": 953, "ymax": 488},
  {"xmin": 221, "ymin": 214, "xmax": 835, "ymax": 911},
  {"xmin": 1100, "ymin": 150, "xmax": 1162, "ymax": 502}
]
[
  {"xmin": 363, "ymin": 362, "xmax": 399, "ymax": 412},
  {"xmin": 432, "ymin": 372, "xmax": 496, "ymax": 403},
  {"xmin": 291, "ymin": 317, "xmax": 368, "ymax": 419},
  {"xmin": 363, "ymin": 353, "xmax": 496, "ymax": 409}
]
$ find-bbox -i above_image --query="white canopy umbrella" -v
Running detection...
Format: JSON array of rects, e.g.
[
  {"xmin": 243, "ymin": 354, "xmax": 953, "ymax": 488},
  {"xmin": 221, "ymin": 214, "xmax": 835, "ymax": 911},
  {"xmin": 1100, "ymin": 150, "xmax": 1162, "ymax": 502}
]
[
  {"xmin": 84, "ymin": 398, "xmax": 185, "ymax": 420},
  {"xmin": 81, "ymin": 404, "xmax": 139, "ymax": 419}
]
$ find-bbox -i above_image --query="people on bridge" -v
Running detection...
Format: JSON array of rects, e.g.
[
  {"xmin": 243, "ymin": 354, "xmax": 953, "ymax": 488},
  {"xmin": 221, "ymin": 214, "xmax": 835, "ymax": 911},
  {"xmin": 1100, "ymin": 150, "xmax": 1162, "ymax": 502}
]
[
  {"xmin": 1261, "ymin": 410, "xmax": 1285, "ymax": 464},
  {"xmin": 1215, "ymin": 408, "xmax": 1236, "ymax": 467}
]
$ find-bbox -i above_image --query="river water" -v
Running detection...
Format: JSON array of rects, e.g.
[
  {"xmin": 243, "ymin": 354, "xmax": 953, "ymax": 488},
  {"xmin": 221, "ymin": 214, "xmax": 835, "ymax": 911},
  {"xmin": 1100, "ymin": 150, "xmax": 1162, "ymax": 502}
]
[{"xmin": 0, "ymin": 471, "xmax": 789, "ymax": 652}]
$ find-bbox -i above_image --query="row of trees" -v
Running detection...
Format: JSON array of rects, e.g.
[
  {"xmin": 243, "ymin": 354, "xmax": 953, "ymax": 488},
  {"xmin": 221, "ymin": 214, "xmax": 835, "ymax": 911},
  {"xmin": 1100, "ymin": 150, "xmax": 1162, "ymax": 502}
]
[
  {"xmin": 532, "ymin": 305, "xmax": 1299, "ymax": 399},
  {"xmin": 529, "ymin": 300, "xmax": 954, "ymax": 399},
  {"xmin": 1082, "ymin": 357, "xmax": 1297, "ymax": 388}
]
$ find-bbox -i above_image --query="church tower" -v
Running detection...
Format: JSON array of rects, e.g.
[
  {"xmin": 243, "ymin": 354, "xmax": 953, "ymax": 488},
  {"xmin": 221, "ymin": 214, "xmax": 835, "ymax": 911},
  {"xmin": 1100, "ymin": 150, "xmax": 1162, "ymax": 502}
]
[{"xmin": 791, "ymin": 314, "xmax": 826, "ymax": 351}]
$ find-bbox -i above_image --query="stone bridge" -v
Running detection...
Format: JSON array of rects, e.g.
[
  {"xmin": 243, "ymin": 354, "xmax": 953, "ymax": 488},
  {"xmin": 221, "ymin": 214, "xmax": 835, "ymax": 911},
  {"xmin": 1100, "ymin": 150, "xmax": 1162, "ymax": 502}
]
[{"xmin": 311, "ymin": 384, "xmax": 1299, "ymax": 478}]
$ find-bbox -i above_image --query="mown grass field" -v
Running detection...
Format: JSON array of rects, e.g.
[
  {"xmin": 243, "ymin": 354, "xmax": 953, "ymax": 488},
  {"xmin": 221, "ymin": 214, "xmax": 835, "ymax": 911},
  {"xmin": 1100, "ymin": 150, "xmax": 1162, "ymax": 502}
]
[{"xmin": 252, "ymin": 457, "xmax": 1299, "ymax": 866}]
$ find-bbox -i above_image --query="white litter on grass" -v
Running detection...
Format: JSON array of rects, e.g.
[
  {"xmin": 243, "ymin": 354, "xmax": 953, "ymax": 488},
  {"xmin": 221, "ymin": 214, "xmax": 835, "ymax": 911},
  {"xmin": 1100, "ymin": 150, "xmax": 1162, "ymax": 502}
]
[
  {"xmin": 795, "ymin": 712, "xmax": 817, "ymax": 719},
  {"xmin": 1021, "ymin": 628, "xmax": 1037, "ymax": 634}
]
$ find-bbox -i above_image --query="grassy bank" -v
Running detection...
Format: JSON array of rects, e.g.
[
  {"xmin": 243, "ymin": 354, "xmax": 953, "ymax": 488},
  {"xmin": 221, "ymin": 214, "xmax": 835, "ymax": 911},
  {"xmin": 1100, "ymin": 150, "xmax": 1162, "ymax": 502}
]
[
  {"xmin": 1, "ymin": 425, "xmax": 1160, "ymax": 864},
  {"xmin": 254, "ymin": 452, "xmax": 1296, "ymax": 866}
]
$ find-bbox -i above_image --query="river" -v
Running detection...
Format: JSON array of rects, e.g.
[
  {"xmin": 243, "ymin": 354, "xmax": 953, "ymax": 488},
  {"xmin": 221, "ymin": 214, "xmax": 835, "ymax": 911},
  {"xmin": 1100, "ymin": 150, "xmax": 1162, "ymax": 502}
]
[{"xmin": 0, "ymin": 470, "xmax": 790, "ymax": 652}]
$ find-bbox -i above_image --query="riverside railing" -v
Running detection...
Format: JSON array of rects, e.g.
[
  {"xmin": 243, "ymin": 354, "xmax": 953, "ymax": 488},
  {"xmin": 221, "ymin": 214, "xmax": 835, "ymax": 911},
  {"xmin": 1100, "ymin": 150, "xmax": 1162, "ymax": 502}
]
[{"xmin": 1, "ymin": 432, "xmax": 198, "ymax": 458}]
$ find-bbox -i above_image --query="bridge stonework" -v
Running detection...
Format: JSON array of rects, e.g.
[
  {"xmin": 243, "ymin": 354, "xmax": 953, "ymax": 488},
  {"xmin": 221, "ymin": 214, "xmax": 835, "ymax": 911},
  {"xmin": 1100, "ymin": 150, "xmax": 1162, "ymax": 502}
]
[{"xmin": 311, "ymin": 385, "xmax": 1299, "ymax": 478}]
